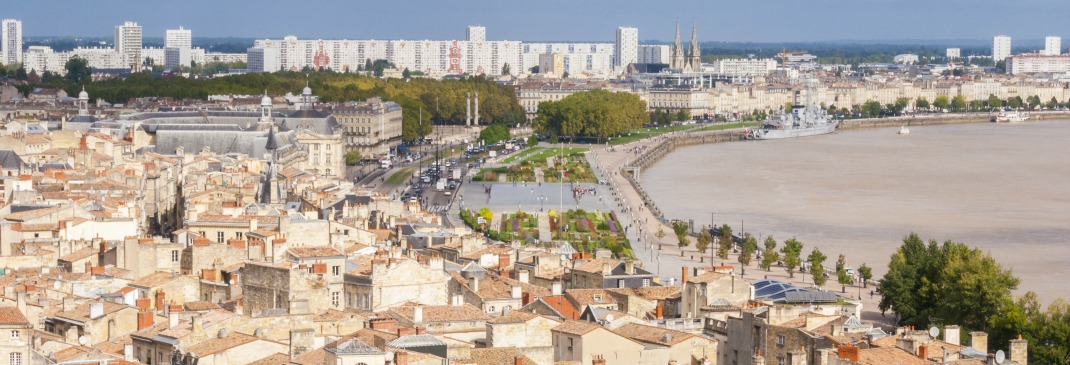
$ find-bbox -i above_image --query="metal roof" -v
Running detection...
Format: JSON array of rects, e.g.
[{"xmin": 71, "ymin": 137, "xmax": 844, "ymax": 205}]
[{"xmin": 783, "ymin": 290, "xmax": 840, "ymax": 303}]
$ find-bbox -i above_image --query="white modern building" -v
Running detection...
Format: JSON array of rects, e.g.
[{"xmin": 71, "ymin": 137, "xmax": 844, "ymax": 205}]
[
  {"xmin": 1042, "ymin": 36, "xmax": 1061, "ymax": 56},
  {"xmin": 638, "ymin": 45, "xmax": 670, "ymax": 64},
  {"xmin": 466, "ymin": 25, "xmax": 486, "ymax": 43},
  {"xmin": 709, "ymin": 58, "xmax": 777, "ymax": 77},
  {"xmin": 115, "ymin": 21, "xmax": 143, "ymax": 70},
  {"xmin": 521, "ymin": 42, "xmax": 615, "ymax": 77},
  {"xmin": 2, "ymin": 19, "xmax": 22, "ymax": 65},
  {"xmin": 165, "ymin": 26, "xmax": 192, "ymax": 49},
  {"xmin": 248, "ymin": 47, "xmax": 280, "ymax": 72},
  {"xmin": 893, "ymin": 54, "xmax": 920, "ymax": 64},
  {"xmin": 993, "ymin": 35, "xmax": 1012, "ymax": 62},
  {"xmin": 1006, "ymin": 54, "xmax": 1070, "ymax": 74},
  {"xmin": 614, "ymin": 27, "xmax": 638, "ymax": 70},
  {"xmin": 71, "ymin": 47, "xmax": 125, "ymax": 69},
  {"xmin": 23, "ymin": 46, "xmax": 64, "ymax": 74},
  {"xmin": 946, "ymin": 48, "xmax": 961, "ymax": 59}
]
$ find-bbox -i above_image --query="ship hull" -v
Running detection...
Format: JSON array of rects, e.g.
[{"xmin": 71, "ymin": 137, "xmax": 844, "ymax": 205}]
[{"xmin": 746, "ymin": 121, "xmax": 839, "ymax": 140}]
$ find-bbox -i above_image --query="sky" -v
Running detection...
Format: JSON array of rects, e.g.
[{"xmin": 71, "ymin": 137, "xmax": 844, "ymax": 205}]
[{"xmin": 6, "ymin": 0, "xmax": 1070, "ymax": 44}]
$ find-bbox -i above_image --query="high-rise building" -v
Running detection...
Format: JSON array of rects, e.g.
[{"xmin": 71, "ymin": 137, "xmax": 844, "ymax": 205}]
[
  {"xmin": 2, "ymin": 19, "xmax": 22, "ymax": 65},
  {"xmin": 165, "ymin": 26, "xmax": 192, "ymax": 49},
  {"xmin": 1042, "ymin": 36, "xmax": 1061, "ymax": 56},
  {"xmin": 992, "ymin": 35, "xmax": 1012, "ymax": 62},
  {"xmin": 466, "ymin": 26, "xmax": 486, "ymax": 43},
  {"xmin": 946, "ymin": 48, "xmax": 961, "ymax": 59},
  {"xmin": 638, "ymin": 45, "xmax": 670, "ymax": 64},
  {"xmin": 614, "ymin": 27, "xmax": 638, "ymax": 69},
  {"xmin": 115, "ymin": 21, "xmax": 143, "ymax": 70}
]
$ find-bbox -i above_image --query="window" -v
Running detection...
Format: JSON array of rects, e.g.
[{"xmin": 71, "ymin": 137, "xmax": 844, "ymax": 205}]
[
  {"xmin": 617, "ymin": 279, "xmax": 625, "ymax": 288},
  {"xmin": 11, "ymin": 353, "xmax": 21, "ymax": 365},
  {"xmin": 489, "ymin": 306, "xmax": 496, "ymax": 313},
  {"xmin": 332, "ymin": 265, "xmax": 340, "ymax": 276},
  {"xmin": 331, "ymin": 292, "xmax": 340, "ymax": 307},
  {"xmin": 235, "ymin": 232, "xmax": 243, "ymax": 239},
  {"xmin": 777, "ymin": 358, "xmax": 785, "ymax": 365},
  {"xmin": 776, "ymin": 335, "xmax": 786, "ymax": 346},
  {"xmin": 217, "ymin": 232, "xmax": 224, "ymax": 243},
  {"xmin": 642, "ymin": 279, "xmax": 650, "ymax": 287},
  {"xmin": 10, "ymin": 330, "xmax": 19, "ymax": 339},
  {"xmin": 171, "ymin": 250, "xmax": 179, "ymax": 262}
]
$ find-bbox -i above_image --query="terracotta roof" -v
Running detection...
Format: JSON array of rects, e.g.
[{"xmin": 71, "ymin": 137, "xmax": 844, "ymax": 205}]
[
  {"xmin": 465, "ymin": 347, "xmax": 538, "ymax": 365},
  {"xmin": 186, "ymin": 332, "xmax": 259, "ymax": 357},
  {"xmin": 287, "ymin": 246, "xmax": 344, "ymax": 258},
  {"xmin": 0, "ymin": 307, "xmax": 30, "ymax": 325},
  {"xmin": 248, "ymin": 353, "xmax": 290, "ymax": 365},
  {"xmin": 389, "ymin": 304, "xmax": 490, "ymax": 323},
  {"xmin": 688, "ymin": 271, "xmax": 734, "ymax": 283},
  {"xmin": 857, "ymin": 347, "xmax": 931, "ymax": 365},
  {"xmin": 128, "ymin": 271, "xmax": 181, "ymax": 288},
  {"xmin": 613, "ymin": 323, "xmax": 701, "ymax": 346},
  {"xmin": 536, "ymin": 295, "xmax": 579, "ymax": 320},
  {"xmin": 59, "ymin": 246, "xmax": 97, "ymax": 262},
  {"xmin": 183, "ymin": 301, "xmax": 220, "ymax": 311},
  {"xmin": 552, "ymin": 320, "xmax": 602, "ymax": 336},
  {"xmin": 606, "ymin": 286, "xmax": 681, "ymax": 300},
  {"xmin": 56, "ymin": 301, "xmax": 130, "ymax": 323},
  {"xmin": 571, "ymin": 258, "xmax": 621, "ymax": 274},
  {"xmin": 487, "ymin": 310, "xmax": 541, "ymax": 324},
  {"xmin": 565, "ymin": 289, "xmax": 617, "ymax": 308}
]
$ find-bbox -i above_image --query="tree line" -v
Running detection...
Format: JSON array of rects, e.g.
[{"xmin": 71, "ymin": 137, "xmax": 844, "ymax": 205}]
[
  {"xmin": 10, "ymin": 63, "xmax": 525, "ymax": 142},
  {"xmin": 534, "ymin": 89, "xmax": 649, "ymax": 140}
]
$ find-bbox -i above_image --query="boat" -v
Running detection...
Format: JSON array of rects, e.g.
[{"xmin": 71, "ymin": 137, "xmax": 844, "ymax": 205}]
[
  {"xmin": 745, "ymin": 93, "xmax": 839, "ymax": 140},
  {"xmin": 992, "ymin": 110, "xmax": 1029, "ymax": 123},
  {"xmin": 898, "ymin": 126, "xmax": 910, "ymax": 135}
]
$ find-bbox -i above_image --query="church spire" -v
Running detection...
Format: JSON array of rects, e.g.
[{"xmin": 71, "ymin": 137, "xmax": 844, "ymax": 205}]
[
  {"xmin": 687, "ymin": 22, "xmax": 702, "ymax": 71},
  {"xmin": 670, "ymin": 22, "xmax": 685, "ymax": 69}
]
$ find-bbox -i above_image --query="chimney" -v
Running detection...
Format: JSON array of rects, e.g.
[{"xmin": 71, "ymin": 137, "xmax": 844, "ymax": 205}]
[
  {"xmin": 122, "ymin": 344, "xmax": 135, "ymax": 361},
  {"xmin": 369, "ymin": 318, "xmax": 398, "ymax": 334},
  {"xmin": 753, "ymin": 349, "xmax": 766, "ymax": 365},
  {"xmin": 249, "ymin": 218, "xmax": 258, "ymax": 232},
  {"xmin": 89, "ymin": 302, "xmax": 105, "ymax": 319},
  {"xmin": 897, "ymin": 337, "xmax": 918, "ymax": 355},
  {"xmin": 625, "ymin": 260, "xmax": 635, "ymax": 275},
  {"xmin": 944, "ymin": 325, "xmax": 960, "ymax": 345},
  {"xmin": 168, "ymin": 311, "xmax": 180, "ymax": 329},
  {"xmin": 1009, "ymin": 335, "xmax": 1028, "ymax": 365},
  {"xmin": 511, "ymin": 285, "xmax": 522, "ymax": 299},
  {"xmin": 62, "ymin": 297, "xmax": 75, "ymax": 312},
  {"xmin": 498, "ymin": 253, "xmax": 511, "ymax": 269},
  {"xmin": 154, "ymin": 291, "xmax": 166, "ymax": 311},
  {"xmin": 837, "ymin": 344, "xmax": 860, "ymax": 363},
  {"xmin": 918, "ymin": 344, "xmax": 929, "ymax": 360},
  {"xmin": 592, "ymin": 354, "xmax": 606, "ymax": 365},
  {"xmin": 469, "ymin": 277, "xmax": 479, "ymax": 293},
  {"xmin": 551, "ymin": 281, "xmax": 562, "ymax": 296},
  {"xmin": 413, "ymin": 306, "xmax": 423, "ymax": 324},
  {"xmin": 788, "ymin": 349, "xmax": 807, "ymax": 365},
  {"xmin": 415, "ymin": 326, "xmax": 425, "ymax": 335},
  {"xmin": 601, "ymin": 262, "xmax": 612, "ymax": 276},
  {"xmin": 514, "ymin": 355, "xmax": 524, "ymax": 365},
  {"xmin": 137, "ymin": 311, "xmax": 154, "ymax": 330},
  {"xmin": 970, "ymin": 331, "xmax": 988, "ymax": 354},
  {"xmin": 681, "ymin": 266, "xmax": 689, "ymax": 286},
  {"xmin": 192, "ymin": 314, "xmax": 204, "ymax": 337},
  {"xmin": 518, "ymin": 270, "xmax": 530, "ymax": 284},
  {"xmin": 656, "ymin": 303, "xmax": 664, "ymax": 319},
  {"xmin": 135, "ymin": 298, "xmax": 151, "ymax": 311},
  {"xmin": 394, "ymin": 351, "xmax": 409, "ymax": 365}
]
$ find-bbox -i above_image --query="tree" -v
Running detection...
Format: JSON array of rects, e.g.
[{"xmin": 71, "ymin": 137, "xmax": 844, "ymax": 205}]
[
  {"xmin": 894, "ymin": 97, "xmax": 911, "ymax": 114},
  {"xmin": 763, "ymin": 236, "xmax": 777, "ymax": 251},
  {"xmin": 781, "ymin": 238, "xmax": 803, "ymax": 278},
  {"xmin": 1047, "ymin": 96, "xmax": 1060, "ymax": 109},
  {"xmin": 835, "ymin": 254, "xmax": 846, "ymax": 274},
  {"xmin": 64, "ymin": 56, "xmax": 92, "ymax": 85},
  {"xmin": 951, "ymin": 95, "xmax": 967, "ymax": 111},
  {"xmin": 696, "ymin": 229, "xmax": 712, "ymax": 253},
  {"xmin": 655, "ymin": 226, "xmax": 666, "ymax": 240},
  {"xmin": 1027, "ymin": 95, "xmax": 1041, "ymax": 109},
  {"xmin": 808, "ymin": 248, "xmax": 828, "ymax": 287},
  {"xmin": 478, "ymin": 208, "xmax": 493, "ymax": 223},
  {"xmin": 345, "ymin": 150, "xmax": 362, "ymax": 165},
  {"xmin": 987, "ymin": 94, "xmax": 1003, "ymax": 109},
  {"xmin": 1007, "ymin": 96, "xmax": 1023, "ymax": 109},
  {"xmin": 479, "ymin": 123, "xmax": 510, "ymax": 144},
  {"xmin": 716, "ymin": 224, "xmax": 733, "ymax": 260},
  {"xmin": 529, "ymin": 65, "xmax": 539, "ymax": 74},
  {"xmin": 738, "ymin": 233, "xmax": 757, "ymax": 275},
  {"xmin": 836, "ymin": 254, "xmax": 851, "ymax": 291},
  {"xmin": 562, "ymin": 71, "xmax": 569, "ymax": 79},
  {"xmin": 862, "ymin": 100, "xmax": 882, "ymax": 117},
  {"xmin": 364, "ymin": 59, "xmax": 372, "ymax": 72},
  {"xmin": 933, "ymin": 95, "xmax": 950, "ymax": 110},
  {"xmin": 915, "ymin": 97, "xmax": 930, "ymax": 110},
  {"xmin": 535, "ymin": 89, "xmax": 648, "ymax": 139},
  {"xmin": 671, "ymin": 220, "xmax": 690, "ymax": 248},
  {"xmin": 877, "ymin": 232, "xmax": 1020, "ymax": 330},
  {"xmin": 858, "ymin": 263, "xmax": 872, "ymax": 288},
  {"xmin": 501, "ymin": 63, "xmax": 511, "ymax": 75},
  {"xmin": 14, "ymin": 65, "xmax": 27, "ymax": 81},
  {"xmin": 402, "ymin": 68, "xmax": 411, "ymax": 79},
  {"xmin": 760, "ymin": 248, "xmax": 780, "ymax": 271}
]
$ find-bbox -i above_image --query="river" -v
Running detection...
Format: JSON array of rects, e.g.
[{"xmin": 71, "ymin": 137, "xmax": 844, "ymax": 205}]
[{"xmin": 640, "ymin": 120, "xmax": 1070, "ymax": 302}]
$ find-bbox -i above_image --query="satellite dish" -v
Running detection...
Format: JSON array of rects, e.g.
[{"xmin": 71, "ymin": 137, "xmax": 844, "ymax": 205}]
[
  {"xmin": 78, "ymin": 336, "xmax": 89, "ymax": 345},
  {"xmin": 929, "ymin": 326, "xmax": 940, "ymax": 339},
  {"xmin": 995, "ymin": 350, "xmax": 1005, "ymax": 364},
  {"xmin": 228, "ymin": 279, "xmax": 236, "ymax": 285},
  {"xmin": 53, "ymin": 281, "xmax": 61, "ymax": 290},
  {"xmin": 605, "ymin": 314, "xmax": 614, "ymax": 323}
]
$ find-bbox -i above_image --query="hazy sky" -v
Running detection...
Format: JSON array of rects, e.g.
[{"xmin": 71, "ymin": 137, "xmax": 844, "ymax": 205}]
[{"xmin": 7, "ymin": 0, "xmax": 1070, "ymax": 43}]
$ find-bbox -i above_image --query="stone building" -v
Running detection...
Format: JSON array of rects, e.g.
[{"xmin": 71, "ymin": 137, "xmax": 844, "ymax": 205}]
[
  {"xmin": 49, "ymin": 301, "xmax": 138, "ymax": 345},
  {"xmin": 240, "ymin": 261, "xmax": 329, "ymax": 316},
  {"xmin": 569, "ymin": 258, "xmax": 657, "ymax": 289},
  {"xmin": 332, "ymin": 97, "xmax": 403, "ymax": 158},
  {"xmin": 343, "ymin": 256, "xmax": 449, "ymax": 312},
  {"xmin": 0, "ymin": 308, "xmax": 31, "ymax": 365},
  {"xmin": 681, "ymin": 268, "xmax": 754, "ymax": 319},
  {"xmin": 486, "ymin": 311, "xmax": 560, "ymax": 365}
]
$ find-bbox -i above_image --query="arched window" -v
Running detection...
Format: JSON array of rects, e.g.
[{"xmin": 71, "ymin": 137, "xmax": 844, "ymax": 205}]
[{"xmin": 489, "ymin": 306, "xmax": 496, "ymax": 313}]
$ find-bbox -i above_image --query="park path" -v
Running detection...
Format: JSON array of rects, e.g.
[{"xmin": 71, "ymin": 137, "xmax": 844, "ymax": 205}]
[
  {"xmin": 534, "ymin": 167, "xmax": 544, "ymax": 183},
  {"xmin": 537, "ymin": 213, "xmax": 552, "ymax": 242}
]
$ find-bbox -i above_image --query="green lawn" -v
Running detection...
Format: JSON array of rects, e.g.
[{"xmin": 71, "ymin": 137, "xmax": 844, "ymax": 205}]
[
  {"xmin": 608, "ymin": 124, "xmax": 696, "ymax": 145},
  {"xmin": 694, "ymin": 121, "xmax": 761, "ymax": 132},
  {"xmin": 385, "ymin": 168, "xmax": 414, "ymax": 184},
  {"xmin": 519, "ymin": 147, "xmax": 588, "ymax": 164},
  {"xmin": 502, "ymin": 147, "xmax": 543, "ymax": 164}
]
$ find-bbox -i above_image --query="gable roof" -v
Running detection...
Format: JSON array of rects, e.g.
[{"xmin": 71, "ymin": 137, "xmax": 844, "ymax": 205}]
[
  {"xmin": 0, "ymin": 307, "xmax": 30, "ymax": 325},
  {"xmin": 613, "ymin": 323, "xmax": 702, "ymax": 346}
]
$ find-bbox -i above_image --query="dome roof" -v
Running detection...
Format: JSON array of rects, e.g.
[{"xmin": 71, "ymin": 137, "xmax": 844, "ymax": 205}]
[
  {"xmin": 261, "ymin": 95, "xmax": 272, "ymax": 106},
  {"xmin": 78, "ymin": 88, "xmax": 89, "ymax": 100},
  {"xmin": 302, "ymin": 82, "xmax": 312, "ymax": 96}
]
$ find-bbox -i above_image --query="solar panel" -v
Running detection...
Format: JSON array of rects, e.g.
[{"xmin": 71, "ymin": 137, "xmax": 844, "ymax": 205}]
[{"xmin": 783, "ymin": 290, "xmax": 840, "ymax": 303}]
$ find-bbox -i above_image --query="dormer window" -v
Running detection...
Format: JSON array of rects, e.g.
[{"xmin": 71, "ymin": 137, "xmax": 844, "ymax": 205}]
[{"xmin": 593, "ymin": 294, "xmax": 602, "ymax": 302}]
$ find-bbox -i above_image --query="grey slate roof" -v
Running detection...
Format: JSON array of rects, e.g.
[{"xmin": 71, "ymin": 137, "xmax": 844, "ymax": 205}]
[{"xmin": 0, "ymin": 150, "xmax": 25, "ymax": 169}]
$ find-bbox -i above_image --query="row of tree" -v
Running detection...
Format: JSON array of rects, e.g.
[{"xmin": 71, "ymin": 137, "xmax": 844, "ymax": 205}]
[
  {"xmin": 534, "ymin": 89, "xmax": 649, "ymax": 139},
  {"xmin": 14, "ymin": 66, "xmax": 525, "ymax": 142}
]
